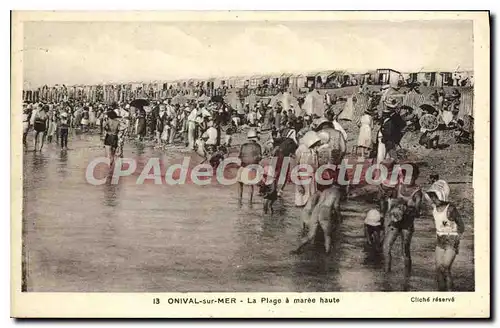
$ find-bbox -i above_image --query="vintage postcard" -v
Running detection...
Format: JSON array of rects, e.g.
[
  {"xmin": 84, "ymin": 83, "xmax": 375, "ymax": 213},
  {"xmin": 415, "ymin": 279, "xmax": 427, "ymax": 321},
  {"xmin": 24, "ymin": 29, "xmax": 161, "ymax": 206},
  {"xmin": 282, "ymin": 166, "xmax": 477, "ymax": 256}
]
[{"xmin": 11, "ymin": 11, "xmax": 490, "ymax": 318}]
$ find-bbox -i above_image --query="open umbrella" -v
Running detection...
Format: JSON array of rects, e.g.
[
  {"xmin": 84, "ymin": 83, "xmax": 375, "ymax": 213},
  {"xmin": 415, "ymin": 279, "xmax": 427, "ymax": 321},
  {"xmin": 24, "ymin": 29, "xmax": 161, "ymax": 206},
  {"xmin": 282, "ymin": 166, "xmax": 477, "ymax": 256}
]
[
  {"xmin": 211, "ymin": 95, "xmax": 225, "ymax": 103},
  {"xmin": 419, "ymin": 104, "xmax": 438, "ymax": 115},
  {"xmin": 130, "ymin": 99, "xmax": 149, "ymax": 108}
]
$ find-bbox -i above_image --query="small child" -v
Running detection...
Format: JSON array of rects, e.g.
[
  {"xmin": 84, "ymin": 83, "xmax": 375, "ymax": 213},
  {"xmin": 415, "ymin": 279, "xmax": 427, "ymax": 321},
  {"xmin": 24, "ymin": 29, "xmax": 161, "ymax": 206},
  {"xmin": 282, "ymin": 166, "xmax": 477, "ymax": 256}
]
[
  {"xmin": 364, "ymin": 208, "xmax": 383, "ymax": 252},
  {"xmin": 258, "ymin": 166, "xmax": 278, "ymax": 215}
]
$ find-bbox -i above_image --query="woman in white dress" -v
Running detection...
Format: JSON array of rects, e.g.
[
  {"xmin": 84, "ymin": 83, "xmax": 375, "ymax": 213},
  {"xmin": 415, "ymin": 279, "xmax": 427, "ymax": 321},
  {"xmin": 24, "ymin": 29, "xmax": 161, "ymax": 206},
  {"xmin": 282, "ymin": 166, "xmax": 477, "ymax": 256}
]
[
  {"xmin": 357, "ymin": 109, "xmax": 374, "ymax": 158},
  {"xmin": 294, "ymin": 131, "xmax": 321, "ymax": 207}
]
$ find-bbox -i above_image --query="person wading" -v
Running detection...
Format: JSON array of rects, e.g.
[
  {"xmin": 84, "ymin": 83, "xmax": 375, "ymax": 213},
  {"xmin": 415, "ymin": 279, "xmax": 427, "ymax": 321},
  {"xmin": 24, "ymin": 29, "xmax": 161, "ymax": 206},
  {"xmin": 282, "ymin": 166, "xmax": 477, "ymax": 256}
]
[
  {"xmin": 237, "ymin": 129, "xmax": 262, "ymax": 206},
  {"xmin": 425, "ymin": 180, "xmax": 465, "ymax": 291},
  {"xmin": 33, "ymin": 105, "xmax": 49, "ymax": 152},
  {"xmin": 294, "ymin": 131, "xmax": 322, "ymax": 207},
  {"xmin": 103, "ymin": 110, "xmax": 120, "ymax": 165}
]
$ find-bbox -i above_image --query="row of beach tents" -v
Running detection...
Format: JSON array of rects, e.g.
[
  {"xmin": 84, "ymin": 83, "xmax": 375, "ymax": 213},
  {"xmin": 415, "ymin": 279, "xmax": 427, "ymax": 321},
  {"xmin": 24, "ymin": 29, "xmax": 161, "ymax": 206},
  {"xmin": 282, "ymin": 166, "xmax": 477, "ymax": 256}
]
[{"xmin": 168, "ymin": 87, "xmax": 474, "ymax": 121}]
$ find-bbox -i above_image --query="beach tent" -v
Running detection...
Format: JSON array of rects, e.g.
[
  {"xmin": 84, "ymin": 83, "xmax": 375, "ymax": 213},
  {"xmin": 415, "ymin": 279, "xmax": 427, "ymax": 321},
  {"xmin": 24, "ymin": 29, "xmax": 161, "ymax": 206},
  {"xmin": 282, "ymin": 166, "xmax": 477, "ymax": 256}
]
[
  {"xmin": 352, "ymin": 93, "xmax": 370, "ymax": 124},
  {"xmin": 269, "ymin": 91, "xmax": 299, "ymax": 112},
  {"xmin": 338, "ymin": 96, "xmax": 355, "ymax": 121},
  {"xmin": 403, "ymin": 90, "xmax": 426, "ymax": 110},
  {"xmin": 457, "ymin": 87, "xmax": 473, "ymax": 119},
  {"xmin": 302, "ymin": 90, "xmax": 326, "ymax": 117},
  {"xmin": 224, "ymin": 90, "xmax": 243, "ymax": 111},
  {"xmin": 244, "ymin": 92, "xmax": 259, "ymax": 109}
]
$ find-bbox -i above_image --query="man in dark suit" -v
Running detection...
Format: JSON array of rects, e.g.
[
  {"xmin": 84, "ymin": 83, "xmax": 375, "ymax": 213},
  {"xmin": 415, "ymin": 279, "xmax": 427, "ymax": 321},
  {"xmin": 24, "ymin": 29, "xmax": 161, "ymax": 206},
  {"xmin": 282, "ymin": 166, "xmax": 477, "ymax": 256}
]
[{"xmin": 380, "ymin": 101, "xmax": 407, "ymax": 161}]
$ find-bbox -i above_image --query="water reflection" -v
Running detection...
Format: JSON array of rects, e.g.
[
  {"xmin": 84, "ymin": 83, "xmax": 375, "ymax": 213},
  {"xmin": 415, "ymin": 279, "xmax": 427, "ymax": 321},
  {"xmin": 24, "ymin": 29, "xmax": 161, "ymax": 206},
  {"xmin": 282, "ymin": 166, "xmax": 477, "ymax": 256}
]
[
  {"xmin": 57, "ymin": 150, "xmax": 69, "ymax": 179},
  {"xmin": 22, "ymin": 134, "xmax": 475, "ymax": 292},
  {"xmin": 102, "ymin": 179, "xmax": 121, "ymax": 207}
]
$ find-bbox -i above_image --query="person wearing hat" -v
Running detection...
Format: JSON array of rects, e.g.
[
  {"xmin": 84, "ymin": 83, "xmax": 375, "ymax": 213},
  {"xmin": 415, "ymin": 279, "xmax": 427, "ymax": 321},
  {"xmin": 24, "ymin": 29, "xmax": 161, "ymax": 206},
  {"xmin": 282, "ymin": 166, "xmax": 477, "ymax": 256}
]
[
  {"xmin": 376, "ymin": 100, "xmax": 406, "ymax": 163},
  {"xmin": 294, "ymin": 130, "xmax": 321, "ymax": 207},
  {"xmin": 116, "ymin": 104, "xmax": 131, "ymax": 157},
  {"xmin": 311, "ymin": 117, "xmax": 347, "ymax": 192},
  {"xmin": 357, "ymin": 108, "xmax": 374, "ymax": 159},
  {"xmin": 364, "ymin": 208, "xmax": 383, "ymax": 252},
  {"xmin": 22, "ymin": 104, "xmax": 32, "ymax": 147},
  {"xmin": 59, "ymin": 111, "xmax": 70, "ymax": 149},
  {"xmin": 237, "ymin": 129, "xmax": 263, "ymax": 205},
  {"xmin": 425, "ymin": 180, "xmax": 464, "ymax": 291},
  {"xmin": 135, "ymin": 105, "xmax": 147, "ymax": 142},
  {"xmin": 186, "ymin": 103, "xmax": 198, "ymax": 149},
  {"xmin": 201, "ymin": 119, "xmax": 218, "ymax": 153}
]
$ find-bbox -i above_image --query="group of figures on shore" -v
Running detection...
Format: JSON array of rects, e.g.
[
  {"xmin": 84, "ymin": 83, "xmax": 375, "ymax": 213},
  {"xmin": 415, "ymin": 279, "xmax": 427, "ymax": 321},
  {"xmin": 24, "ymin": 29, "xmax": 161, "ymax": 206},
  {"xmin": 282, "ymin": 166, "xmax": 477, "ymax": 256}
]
[{"xmin": 22, "ymin": 82, "xmax": 472, "ymax": 291}]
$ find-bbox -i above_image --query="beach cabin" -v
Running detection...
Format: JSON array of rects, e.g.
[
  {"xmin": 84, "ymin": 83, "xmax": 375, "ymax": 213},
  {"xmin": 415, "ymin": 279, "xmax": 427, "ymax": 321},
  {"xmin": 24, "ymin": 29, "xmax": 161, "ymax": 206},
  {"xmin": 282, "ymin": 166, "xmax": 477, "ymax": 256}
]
[
  {"xmin": 375, "ymin": 68, "xmax": 402, "ymax": 86},
  {"xmin": 279, "ymin": 73, "xmax": 293, "ymax": 88},
  {"xmin": 409, "ymin": 71, "xmax": 442, "ymax": 87},
  {"xmin": 288, "ymin": 74, "xmax": 307, "ymax": 91}
]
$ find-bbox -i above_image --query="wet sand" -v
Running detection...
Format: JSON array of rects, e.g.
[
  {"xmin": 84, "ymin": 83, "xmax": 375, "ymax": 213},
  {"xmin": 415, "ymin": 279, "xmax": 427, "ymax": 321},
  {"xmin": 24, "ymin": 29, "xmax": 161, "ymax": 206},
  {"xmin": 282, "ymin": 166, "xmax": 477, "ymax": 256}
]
[{"xmin": 22, "ymin": 129, "xmax": 474, "ymax": 292}]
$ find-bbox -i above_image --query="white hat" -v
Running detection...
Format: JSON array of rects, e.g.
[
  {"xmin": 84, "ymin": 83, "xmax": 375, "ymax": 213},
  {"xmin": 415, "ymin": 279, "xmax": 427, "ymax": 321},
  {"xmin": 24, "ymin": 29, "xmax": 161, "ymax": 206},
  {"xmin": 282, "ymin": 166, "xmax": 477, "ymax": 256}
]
[
  {"xmin": 427, "ymin": 180, "xmax": 450, "ymax": 202},
  {"xmin": 60, "ymin": 112, "xmax": 68, "ymax": 118},
  {"xmin": 247, "ymin": 129, "xmax": 258, "ymax": 139},
  {"xmin": 301, "ymin": 131, "xmax": 321, "ymax": 149},
  {"xmin": 365, "ymin": 209, "xmax": 382, "ymax": 227},
  {"xmin": 125, "ymin": 104, "xmax": 130, "ymax": 109}
]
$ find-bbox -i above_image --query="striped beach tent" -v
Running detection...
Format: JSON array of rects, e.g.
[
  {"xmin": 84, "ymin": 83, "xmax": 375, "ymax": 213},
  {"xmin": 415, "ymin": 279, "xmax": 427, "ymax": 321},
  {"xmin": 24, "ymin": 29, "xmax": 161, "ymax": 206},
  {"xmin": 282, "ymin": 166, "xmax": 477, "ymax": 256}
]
[
  {"xmin": 338, "ymin": 96, "xmax": 355, "ymax": 121},
  {"xmin": 403, "ymin": 91, "xmax": 426, "ymax": 110},
  {"xmin": 224, "ymin": 90, "xmax": 243, "ymax": 111},
  {"xmin": 352, "ymin": 93, "xmax": 370, "ymax": 124},
  {"xmin": 269, "ymin": 91, "xmax": 299, "ymax": 112},
  {"xmin": 244, "ymin": 92, "xmax": 258, "ymax": 109},
  {"xmin": 302, "ymin": 90, "xmax": 326, "ymax": 117},
  {"xmin": 457, "ymin": 87, "xmax": 474, "ymax": 119}
]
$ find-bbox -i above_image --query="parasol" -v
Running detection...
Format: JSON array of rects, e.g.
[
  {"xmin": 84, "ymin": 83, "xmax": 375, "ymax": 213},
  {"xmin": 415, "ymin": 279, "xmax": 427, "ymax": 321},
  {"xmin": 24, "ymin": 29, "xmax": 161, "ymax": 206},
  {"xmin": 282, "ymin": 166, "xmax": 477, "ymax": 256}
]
[
  {"xmin": 130, "ymin": 99, "xmax": 149, "ymax": 108},
  {"xmin": 419, "ymin": 114, "xmax": 439, "ymax": 132},
  {"xmin": 419, "ymin": 104, "xmax": 438, "ymax": 115},
  {"xmin": 211, "ymin": 95, "xmax": 225, "ymax": 103}
]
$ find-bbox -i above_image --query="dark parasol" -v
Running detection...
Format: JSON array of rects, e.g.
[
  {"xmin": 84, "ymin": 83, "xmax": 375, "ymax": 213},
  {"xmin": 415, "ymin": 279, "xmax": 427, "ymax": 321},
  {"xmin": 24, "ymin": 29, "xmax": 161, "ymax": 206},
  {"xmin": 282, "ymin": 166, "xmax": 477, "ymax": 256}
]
[{"xmin": 130, "ymin": 99, "xmax": 150, "ymax": 108}]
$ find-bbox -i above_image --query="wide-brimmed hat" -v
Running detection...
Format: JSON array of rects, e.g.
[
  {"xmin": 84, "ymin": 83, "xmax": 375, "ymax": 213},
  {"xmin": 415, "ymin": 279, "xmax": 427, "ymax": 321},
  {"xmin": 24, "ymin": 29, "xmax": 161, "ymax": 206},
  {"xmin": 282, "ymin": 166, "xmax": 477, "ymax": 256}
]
[
  {"xmin": 247, "ymin": 129, "xmax": 259, "ymax": 139},
  {"xmin": 301, "ymin": 131, "xmax": 322, "ymax": 148},
  {"xmin": 385, "ymin": 97, "xmax": 399, "ymax": 109},
  {"xmin": 312, "ymin": 117, "xmax": 333, "ymax": 131},
  {"xmin": 426, "ymin": 180, "xmax": 450, "ymax": 202}
]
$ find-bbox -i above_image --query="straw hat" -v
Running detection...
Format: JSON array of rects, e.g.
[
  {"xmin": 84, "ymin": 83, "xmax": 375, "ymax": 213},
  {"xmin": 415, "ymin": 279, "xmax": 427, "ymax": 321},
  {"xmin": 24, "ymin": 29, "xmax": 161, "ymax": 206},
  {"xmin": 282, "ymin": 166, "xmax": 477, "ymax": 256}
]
[
  {"xmin": 301, "ymin": 131, "xmax": 321, "ymax": 149},
  {"xmin": 365, "ymin": 209, "xmax": 382, "ymax": 227},
  {"xmin": 312, "ymin": 117, "xmax": 333, "ymax": 131},
  {"xmin": 426, "ymin": 180, "xmax": 450, "ymax": 202},
  {"xmin": 247, "ymin": 129, "xmax": 259, "ymax": 139}
]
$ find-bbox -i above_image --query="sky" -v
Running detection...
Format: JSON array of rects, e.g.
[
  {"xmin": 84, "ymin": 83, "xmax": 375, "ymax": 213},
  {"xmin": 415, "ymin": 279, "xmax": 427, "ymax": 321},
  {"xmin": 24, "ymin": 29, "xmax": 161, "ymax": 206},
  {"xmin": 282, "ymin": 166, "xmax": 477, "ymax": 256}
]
[{"xmin": 22, "ymin": 20, "xmax": 474, "ymax": 89}]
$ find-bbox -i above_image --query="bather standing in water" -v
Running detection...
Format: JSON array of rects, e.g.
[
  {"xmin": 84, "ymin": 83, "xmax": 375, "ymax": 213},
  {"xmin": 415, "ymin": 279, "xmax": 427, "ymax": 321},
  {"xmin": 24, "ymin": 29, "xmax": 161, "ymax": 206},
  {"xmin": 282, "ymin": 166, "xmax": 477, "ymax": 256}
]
[{"xmin": 33, "ymin": 105, "xmax": 49, "ymax": 152}]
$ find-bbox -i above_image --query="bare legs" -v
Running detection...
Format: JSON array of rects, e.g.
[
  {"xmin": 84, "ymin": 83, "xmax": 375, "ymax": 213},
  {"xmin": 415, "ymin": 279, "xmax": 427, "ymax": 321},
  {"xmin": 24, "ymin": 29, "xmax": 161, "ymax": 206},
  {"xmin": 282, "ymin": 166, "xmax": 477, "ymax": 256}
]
[{"xmin": 435, "ymin": 246, "xmax": 457, "ymax": 291}]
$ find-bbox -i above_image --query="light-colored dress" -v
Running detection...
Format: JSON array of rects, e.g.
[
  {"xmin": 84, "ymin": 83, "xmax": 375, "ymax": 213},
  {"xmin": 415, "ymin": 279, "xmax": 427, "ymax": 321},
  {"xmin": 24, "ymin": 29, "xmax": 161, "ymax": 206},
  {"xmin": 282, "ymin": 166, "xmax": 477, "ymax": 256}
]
[
  {"xmin": 295, "ymin": 144, "xmax": 318, "ymax": 207},
  {"xmin": 357, "ymin": 114, "xmax": 373, "ymax": 148}
]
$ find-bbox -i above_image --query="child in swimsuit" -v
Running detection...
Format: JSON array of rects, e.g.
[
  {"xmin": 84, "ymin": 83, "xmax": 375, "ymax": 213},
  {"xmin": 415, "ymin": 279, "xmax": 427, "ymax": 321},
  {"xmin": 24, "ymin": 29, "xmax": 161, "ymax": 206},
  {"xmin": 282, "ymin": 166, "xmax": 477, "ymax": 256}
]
[
  {"xmin": 425, "ymin": 180, "xmax": 465, "ymax": 291},
  {"xmin": 364, "ymin": 208, "xmax": 383, "ymax": 253}
]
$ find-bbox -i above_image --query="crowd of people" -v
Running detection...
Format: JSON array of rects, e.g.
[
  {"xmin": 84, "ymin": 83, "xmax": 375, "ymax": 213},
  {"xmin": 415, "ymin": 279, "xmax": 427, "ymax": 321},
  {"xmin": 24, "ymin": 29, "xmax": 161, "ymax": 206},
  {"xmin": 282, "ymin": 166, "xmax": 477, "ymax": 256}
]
[{"xmin": 22, "ymin": 81, "xmax": 472, "ymax": 291}]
